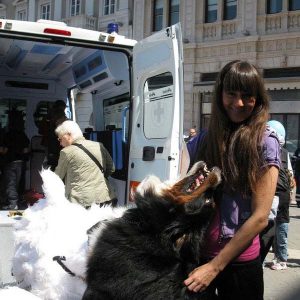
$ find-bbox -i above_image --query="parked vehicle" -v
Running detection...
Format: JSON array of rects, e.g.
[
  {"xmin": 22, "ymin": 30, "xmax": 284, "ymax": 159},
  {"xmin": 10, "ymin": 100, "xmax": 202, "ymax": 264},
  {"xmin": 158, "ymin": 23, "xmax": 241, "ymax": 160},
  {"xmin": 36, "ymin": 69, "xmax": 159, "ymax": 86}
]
[{"xmin": 0, "ymin": 19, "xmax": 184, "ymax": 205}]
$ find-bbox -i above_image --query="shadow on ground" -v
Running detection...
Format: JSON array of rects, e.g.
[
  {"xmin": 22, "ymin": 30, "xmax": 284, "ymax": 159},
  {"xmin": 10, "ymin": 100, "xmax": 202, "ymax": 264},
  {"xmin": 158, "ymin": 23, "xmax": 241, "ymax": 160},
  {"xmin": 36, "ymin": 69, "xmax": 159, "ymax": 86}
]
[
  {"xmin": 286, "ymin": 258, "xmax": 300, "ymax": 267},
  {"xmin": 282, "ymin": 286, "xmax": 300, "ymax": 300}
]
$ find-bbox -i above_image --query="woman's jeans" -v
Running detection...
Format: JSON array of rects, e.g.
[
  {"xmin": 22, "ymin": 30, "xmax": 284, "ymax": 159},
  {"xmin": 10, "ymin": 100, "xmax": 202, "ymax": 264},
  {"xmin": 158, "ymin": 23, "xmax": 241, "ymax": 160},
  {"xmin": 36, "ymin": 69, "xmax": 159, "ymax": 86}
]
[{"xmin": 274, "ymin": 222, "xmax": 289, "ymax": 262}]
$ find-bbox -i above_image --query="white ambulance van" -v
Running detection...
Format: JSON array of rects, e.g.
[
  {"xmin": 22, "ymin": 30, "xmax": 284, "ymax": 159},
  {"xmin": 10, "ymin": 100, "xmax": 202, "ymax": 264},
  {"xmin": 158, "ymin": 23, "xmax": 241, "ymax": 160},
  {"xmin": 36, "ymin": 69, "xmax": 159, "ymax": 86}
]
[{"xmin": 0, "ymin": 19, "xmax": 184, "ymax": 205}]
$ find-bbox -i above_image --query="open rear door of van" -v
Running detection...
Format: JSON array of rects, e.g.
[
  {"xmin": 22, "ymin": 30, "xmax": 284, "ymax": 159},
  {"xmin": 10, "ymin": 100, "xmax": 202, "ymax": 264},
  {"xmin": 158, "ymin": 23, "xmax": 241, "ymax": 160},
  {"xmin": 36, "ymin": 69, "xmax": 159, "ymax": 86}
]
[{"xmin": 128, "ymin": 23, "xmax": 184, "ymax": 197}]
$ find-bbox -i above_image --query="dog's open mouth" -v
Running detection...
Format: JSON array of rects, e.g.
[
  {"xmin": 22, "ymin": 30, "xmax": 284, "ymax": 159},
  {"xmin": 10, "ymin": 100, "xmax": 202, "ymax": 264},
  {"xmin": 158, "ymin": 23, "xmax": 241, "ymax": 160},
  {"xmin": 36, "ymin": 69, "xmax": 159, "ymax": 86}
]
[
  {"xmin": 184, "ymin": 163, "xmax": 210, "ymax": 194},
  {"xmin": 163, "ymin": 161, "xmax": 221, "ymax": 205}
]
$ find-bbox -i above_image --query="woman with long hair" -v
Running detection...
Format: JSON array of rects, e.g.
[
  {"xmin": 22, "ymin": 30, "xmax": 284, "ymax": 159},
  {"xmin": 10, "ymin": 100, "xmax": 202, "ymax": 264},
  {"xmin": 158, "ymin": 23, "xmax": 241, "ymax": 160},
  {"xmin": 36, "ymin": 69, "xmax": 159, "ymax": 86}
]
[{"xmin": 184, "ymin": 61, "xmax": 280, "ymax": 299}]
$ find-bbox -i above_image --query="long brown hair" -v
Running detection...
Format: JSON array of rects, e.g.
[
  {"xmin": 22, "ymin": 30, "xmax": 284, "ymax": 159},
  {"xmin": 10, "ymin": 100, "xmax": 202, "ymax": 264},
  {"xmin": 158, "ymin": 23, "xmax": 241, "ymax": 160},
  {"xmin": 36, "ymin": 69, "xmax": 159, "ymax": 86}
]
[{"xmin": 198, "ymin": 61, "xmax": 269, "ymax": 194}]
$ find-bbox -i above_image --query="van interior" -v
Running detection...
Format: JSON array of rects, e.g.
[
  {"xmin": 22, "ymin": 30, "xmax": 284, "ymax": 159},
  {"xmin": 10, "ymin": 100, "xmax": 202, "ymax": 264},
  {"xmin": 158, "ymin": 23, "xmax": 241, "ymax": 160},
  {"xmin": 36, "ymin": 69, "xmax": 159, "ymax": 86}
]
[{"xmin": 0, "ymin": 35, "xmax": 132, "ymax": 206}]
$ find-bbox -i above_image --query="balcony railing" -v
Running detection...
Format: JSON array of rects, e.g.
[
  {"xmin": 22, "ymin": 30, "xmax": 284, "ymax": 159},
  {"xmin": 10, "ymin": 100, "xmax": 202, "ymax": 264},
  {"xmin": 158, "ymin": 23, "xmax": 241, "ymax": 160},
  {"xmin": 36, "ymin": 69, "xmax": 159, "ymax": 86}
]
[
  {"xmin": 265, "ymin": 14, "xmax": 283, "ymax": 32},
  {"xmin": 258, "ymin": 10, "xmax": 300, "ymax": 35},
  {"xmin": 62, "ymin": 15, "xmax": 97, "ymax": 30},
  {"xmin": 198, "ymin": 10, "xmax": 300, "ymax": 42},
  {"xmin": 222, "ymin": 20, "xmax": 237, "ymax": 38},
  {"xmin": 288, "ymin": 10, "xmax": 300, "ymax": 31},
  {"xmin": 201, "ymin": 19, "xmax": 237, "ymax": 42},
  {"xmin": 203, "ymin": 22, "xmax": 218, "ymax": 40}
]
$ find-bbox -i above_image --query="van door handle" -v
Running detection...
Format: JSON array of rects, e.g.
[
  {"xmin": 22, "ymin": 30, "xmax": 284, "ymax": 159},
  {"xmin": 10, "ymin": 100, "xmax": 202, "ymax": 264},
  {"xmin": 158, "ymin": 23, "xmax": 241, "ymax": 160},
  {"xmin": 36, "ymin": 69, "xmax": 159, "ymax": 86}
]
[
  {"xmin": 168, "ymin": 156, "xmax": 175, "ymax": 161},
  {"xmin": 122, "ymin": 106, "xmax": 130, "ymax": 143}
]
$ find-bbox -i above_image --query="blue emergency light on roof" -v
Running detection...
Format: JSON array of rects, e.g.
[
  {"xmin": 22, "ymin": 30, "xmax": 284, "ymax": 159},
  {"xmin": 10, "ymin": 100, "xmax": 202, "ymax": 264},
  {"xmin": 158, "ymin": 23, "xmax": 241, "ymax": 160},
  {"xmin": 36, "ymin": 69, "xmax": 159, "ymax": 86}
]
[{"xmin": 107, "ymin": 23, "xmax": 119, "ymax": 34}]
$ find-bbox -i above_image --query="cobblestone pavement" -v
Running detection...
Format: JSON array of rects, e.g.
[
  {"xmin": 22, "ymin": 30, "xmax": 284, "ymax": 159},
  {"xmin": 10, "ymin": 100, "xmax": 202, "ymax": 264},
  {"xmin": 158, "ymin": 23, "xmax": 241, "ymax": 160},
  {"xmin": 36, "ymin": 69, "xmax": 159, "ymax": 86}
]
[{"xmin": 264, "ymin": 204, "xmax": 300, "ymax": 300}]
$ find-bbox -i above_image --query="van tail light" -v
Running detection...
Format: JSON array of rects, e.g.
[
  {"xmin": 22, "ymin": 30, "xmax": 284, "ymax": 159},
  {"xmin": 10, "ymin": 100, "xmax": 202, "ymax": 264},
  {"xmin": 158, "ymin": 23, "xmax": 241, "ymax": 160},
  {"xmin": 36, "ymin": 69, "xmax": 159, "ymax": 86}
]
[
  {"xmin": 129, "ymin": 181, "xmax": 140, "ymax": 202},
  {"xmin": 44, "ymin": 28, "xmax": 71, "ymax": 36}
]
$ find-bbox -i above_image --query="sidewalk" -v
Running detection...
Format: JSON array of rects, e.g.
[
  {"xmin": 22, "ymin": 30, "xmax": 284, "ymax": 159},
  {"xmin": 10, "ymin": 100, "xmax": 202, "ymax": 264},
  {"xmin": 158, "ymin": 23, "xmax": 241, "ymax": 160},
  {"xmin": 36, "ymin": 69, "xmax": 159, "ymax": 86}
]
[{"xmin": 264, "ymin": 204, "xmax": 300, "ymax": 300}]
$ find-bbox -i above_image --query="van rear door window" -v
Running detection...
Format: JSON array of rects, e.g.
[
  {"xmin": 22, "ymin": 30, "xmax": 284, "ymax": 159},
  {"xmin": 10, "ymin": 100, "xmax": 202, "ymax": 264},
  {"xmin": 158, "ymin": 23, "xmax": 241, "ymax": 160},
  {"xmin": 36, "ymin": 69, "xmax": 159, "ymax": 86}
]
[{"xmin": 143, "ymin": 72, "xmax": 174, "ymax": 139}]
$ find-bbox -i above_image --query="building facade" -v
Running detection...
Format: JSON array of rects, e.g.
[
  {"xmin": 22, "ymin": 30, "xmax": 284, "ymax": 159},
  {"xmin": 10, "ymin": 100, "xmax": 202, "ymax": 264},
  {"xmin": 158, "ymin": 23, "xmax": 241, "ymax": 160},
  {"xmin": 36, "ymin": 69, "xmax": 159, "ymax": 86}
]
[
  {"xmin": 133, "ymin": 0, "xmax": 300, "ymax": 155},
  {"xmin": 0, "ymin": 0, "xmax": 133, "ymax": 37},
  {"xmin": 0, "ymin": 0, "xmax": 299, "ymax": 153}
]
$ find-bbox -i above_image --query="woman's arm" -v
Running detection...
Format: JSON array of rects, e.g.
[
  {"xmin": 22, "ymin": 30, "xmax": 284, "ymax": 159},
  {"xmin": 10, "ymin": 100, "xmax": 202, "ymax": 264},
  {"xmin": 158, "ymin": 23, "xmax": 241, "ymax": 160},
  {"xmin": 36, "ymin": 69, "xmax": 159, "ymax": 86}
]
[{"xmin": 184, "ymin": 165, "xmax": 278, "ymax": 292}]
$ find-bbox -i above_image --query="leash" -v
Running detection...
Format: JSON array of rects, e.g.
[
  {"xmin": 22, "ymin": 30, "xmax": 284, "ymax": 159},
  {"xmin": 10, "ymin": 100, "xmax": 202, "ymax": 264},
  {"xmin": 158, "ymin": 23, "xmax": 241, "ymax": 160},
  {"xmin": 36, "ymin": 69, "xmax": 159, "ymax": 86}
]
[{"xmin": 53, "ymin": 256, "xmax": 85, "ymax": 282}]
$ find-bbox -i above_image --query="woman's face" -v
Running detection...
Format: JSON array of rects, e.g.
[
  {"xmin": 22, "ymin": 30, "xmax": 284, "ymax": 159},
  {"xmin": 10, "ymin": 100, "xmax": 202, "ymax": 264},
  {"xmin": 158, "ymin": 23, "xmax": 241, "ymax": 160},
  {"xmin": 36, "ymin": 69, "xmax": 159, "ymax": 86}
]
[
  {"xmin": 222, "ymin": 90, "xmax": 256, "ymax": 123},
  {"xmin": 58, "ymin": 133, "xmax": 73, "ymax": 147}
]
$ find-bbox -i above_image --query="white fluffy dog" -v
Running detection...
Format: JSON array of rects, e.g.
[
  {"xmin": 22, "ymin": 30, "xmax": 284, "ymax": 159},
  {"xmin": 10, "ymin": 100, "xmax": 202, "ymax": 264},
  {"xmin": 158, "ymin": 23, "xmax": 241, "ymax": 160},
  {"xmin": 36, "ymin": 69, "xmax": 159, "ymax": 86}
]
[{"xmin": 11, "ymin": 169, "xmax": 127, "ymax": 300}]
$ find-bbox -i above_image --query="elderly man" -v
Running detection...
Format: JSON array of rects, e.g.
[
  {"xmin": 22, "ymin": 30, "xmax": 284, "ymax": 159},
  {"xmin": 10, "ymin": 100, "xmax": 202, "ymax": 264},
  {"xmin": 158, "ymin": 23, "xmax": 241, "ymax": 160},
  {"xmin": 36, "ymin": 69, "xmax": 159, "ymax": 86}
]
[{"xmin": 55, "ymin": 120, "xmax": 116, "ymax": 208}]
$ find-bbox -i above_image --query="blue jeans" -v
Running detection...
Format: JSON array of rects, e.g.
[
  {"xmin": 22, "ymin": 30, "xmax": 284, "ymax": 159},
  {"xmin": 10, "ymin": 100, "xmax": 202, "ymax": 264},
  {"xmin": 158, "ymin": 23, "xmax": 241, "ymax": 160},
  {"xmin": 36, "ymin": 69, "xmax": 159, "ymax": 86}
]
[{"xmin": 274, "ymin": 222, "xmax": 289, "ymax": 262}]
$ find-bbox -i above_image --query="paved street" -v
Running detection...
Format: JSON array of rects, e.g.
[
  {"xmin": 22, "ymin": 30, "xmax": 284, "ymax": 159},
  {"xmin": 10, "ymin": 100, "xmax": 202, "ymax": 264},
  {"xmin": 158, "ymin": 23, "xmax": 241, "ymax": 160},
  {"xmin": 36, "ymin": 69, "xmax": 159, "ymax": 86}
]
[{"xmin": 264, "ymin": 203, "xmax": 300, "ymax": 300}]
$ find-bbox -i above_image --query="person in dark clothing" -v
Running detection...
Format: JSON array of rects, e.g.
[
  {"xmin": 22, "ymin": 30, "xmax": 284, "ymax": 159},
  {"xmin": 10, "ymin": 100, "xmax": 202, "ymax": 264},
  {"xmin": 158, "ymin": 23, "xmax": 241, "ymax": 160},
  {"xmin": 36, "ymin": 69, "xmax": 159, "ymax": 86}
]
[
  {"xmin": 1, "ymin": 110, "xmax": 30, "ymax": 210},
  {"xmin": 39, "ymin": 100, "xmax": 68, "ymax": 170},
  {"xmin": 271, "ymin": 185, "xmax": 290, "ymax": 270},
  {"xmin": 271, "ymin": 146, "xmax": 294, "ymax": 270},
  {"xmin": 263, "ymin": 120, "xmax": 294, "ymax": 270},
  {"xmin": 184, "ymin": 127, "xmax": 197, "ymax": 143}
]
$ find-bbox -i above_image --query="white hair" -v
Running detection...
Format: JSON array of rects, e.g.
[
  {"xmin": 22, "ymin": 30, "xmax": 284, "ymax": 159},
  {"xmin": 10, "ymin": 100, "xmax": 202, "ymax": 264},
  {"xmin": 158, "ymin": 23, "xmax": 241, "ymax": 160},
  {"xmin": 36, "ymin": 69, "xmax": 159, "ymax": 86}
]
[{"xmin": 55, "ymin": 120, "xmax": 83, "ymax": 140}]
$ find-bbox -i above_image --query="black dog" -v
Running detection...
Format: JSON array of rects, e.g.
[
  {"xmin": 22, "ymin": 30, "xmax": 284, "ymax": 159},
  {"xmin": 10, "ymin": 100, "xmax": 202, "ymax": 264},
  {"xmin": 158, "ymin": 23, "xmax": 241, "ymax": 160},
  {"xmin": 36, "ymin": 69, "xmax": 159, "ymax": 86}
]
[{"xmin": 82, "ymin": 161, "xmax": 221, "ymax": 300}]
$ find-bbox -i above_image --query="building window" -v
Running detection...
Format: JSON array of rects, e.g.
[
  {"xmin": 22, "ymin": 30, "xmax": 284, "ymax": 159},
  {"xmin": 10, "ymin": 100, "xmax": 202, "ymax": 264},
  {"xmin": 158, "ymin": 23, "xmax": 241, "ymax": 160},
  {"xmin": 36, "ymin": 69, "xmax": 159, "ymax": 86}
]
[
  {"xmin": 143, "ymin": 72, "xmax": 174, "ymax": 139},
  {"xmin": 224, "ymin": 0, "xmax": 237, "ymax": 20},
  {"xmin": 17, "ymin": 9, "xmax": 27, "ymax": 20},
  {"xmin": 40, "ymin": 3, "xmax": 51, "ymax": 20},
  {"xmin": 103, "ymin": 0, "xmax": 115, "ymax": 15},
  {"xmin": 169, "ymin": 0, "xmax": 179, "ymax": 25},
  {"xmin": 267, "ymin": 0, "xmax": 282, "ymax": 14},
  {"xmin": 205, "ymin": 0, "xmax": 218, "ymax": 23},
  {"xmin": 289, "ymin": 0, "xmax": 300, "ymax": 10},
  {"xmin": 153, "ymin": 0, "xmax": 164, "ymax": 31},
  {"xmin": 71, "ymin": 0, "xmax": 80, "ymax": 16}
]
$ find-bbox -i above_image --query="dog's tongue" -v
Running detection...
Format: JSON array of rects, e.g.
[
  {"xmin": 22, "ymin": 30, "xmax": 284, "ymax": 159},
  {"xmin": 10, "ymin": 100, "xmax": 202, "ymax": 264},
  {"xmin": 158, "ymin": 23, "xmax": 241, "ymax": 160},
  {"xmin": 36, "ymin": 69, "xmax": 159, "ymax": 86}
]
[
  {"xmin": 197, "ymin": 174, "xmax": 205, "ymax": 183},
  {"xmin": 187, "ymin": 174, "xmax": 206, "ymax": 192}
]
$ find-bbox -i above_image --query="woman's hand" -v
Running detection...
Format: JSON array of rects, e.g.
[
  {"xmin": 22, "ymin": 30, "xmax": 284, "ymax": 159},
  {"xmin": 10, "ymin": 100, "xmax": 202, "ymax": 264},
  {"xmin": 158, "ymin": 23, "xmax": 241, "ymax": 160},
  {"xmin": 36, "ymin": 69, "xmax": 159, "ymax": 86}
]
[{"xmin": 184, "ymin": 262, "xmax": 220, "ymax": 293}]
